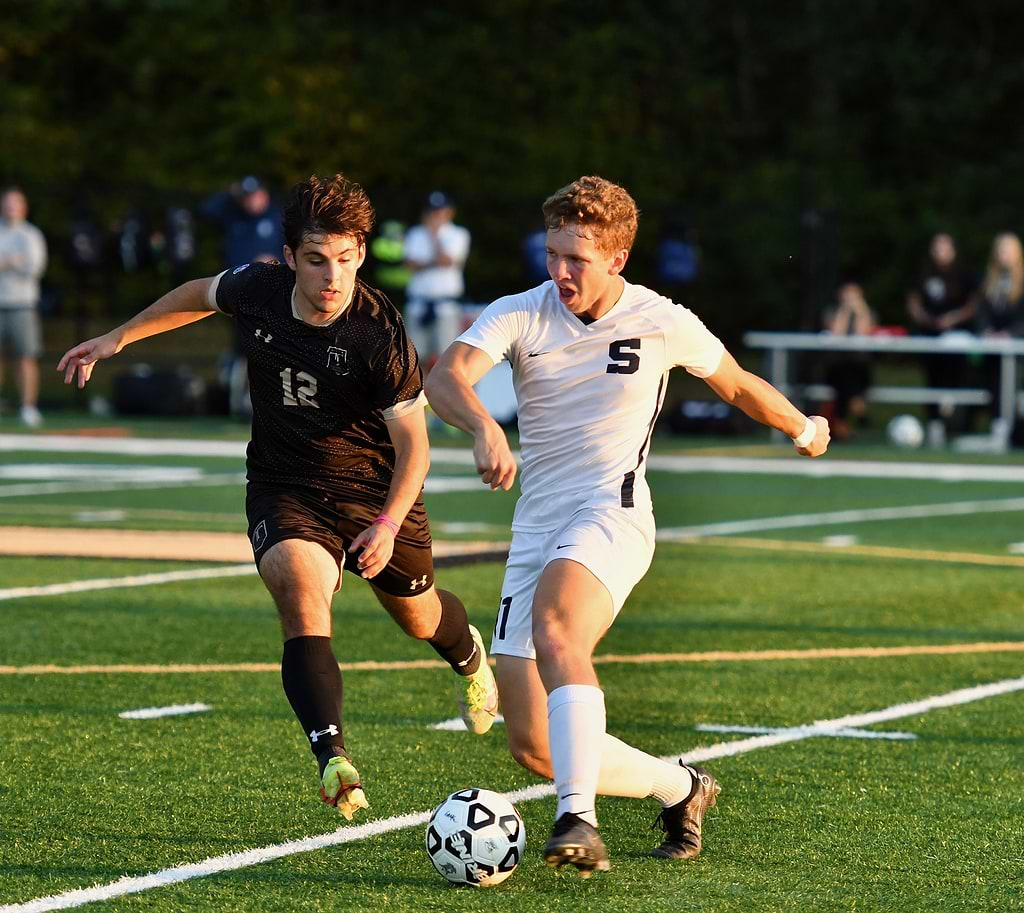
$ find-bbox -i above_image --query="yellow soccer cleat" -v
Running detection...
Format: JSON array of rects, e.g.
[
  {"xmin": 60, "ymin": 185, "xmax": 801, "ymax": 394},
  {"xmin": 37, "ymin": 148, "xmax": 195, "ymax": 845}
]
[
  {"xmin": 319, "ymin": 755, "xmax": 369, "ymax": 821},
  {"xmin": 455, "ymin": 625, "xmax": 499, "ymax": 735}
]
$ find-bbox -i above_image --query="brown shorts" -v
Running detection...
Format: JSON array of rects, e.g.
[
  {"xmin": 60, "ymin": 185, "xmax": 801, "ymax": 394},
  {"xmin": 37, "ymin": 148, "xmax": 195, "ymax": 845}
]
[{"xmin": 245, "ymin": 483, "xmax": 435, "ymax": 598}]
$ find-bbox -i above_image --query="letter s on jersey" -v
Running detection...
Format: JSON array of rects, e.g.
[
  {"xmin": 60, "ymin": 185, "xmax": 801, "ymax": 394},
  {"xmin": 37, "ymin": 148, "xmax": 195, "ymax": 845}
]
[{"xmin": 607, "ymin": 339, "xmax": 641, "ymax": 374}]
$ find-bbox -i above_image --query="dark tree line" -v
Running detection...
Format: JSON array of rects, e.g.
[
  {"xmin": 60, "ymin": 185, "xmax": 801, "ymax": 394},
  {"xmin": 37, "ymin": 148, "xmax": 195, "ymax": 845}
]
[{"xmin": 3, "ymin": 0, "xmax": 1024, "ymax": 344}]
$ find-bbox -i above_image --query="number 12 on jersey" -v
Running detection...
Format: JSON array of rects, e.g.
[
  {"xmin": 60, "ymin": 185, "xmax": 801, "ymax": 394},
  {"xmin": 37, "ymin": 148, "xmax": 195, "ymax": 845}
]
[{"xmin": 280, "ymin": 367, "xmax": 320, "ymax": 408}]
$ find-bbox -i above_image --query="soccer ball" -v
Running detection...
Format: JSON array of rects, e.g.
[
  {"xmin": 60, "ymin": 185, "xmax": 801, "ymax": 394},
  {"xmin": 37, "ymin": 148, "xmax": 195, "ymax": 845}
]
[
  {"xmin": 425, "ymin": 788, "xmax": 526, "ymax": 887},
  {"xmin": 887, "ymin": 414, "xmax": 924, "ymax": 449}
]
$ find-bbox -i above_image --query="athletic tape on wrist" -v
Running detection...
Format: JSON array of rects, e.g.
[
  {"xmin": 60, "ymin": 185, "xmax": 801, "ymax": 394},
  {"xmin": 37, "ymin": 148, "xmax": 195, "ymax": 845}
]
[{"xmin": 792, "ymin": 417, "xmax": 817, "ymax": 448}]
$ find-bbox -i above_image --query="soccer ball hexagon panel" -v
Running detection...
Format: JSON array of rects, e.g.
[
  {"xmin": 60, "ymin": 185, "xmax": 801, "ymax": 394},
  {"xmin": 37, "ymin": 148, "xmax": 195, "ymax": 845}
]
[{"xmin": 425, "ymin": 788, "xmax": 526, "ymax": 887}]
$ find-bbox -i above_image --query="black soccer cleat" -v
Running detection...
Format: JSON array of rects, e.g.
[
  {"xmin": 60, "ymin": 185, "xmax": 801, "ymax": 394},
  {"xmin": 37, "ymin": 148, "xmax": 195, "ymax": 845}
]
[
  {"xmin": 650, "ymin": 763, "xmax": 721, "ymax": 860},
  {"xmin": 543, "ymin": 812, "xmax": 610, "ymax": 877}
]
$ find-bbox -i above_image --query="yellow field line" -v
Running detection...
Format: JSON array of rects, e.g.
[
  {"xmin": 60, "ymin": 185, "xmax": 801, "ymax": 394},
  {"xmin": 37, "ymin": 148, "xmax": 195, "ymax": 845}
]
[
  {"xmin": 687, "ymin": 536, "xmax": 1024, "ymax": 568},
  {"xmin": 3, "ymin": 641, "xmax": 1023, "ymax": 675}
]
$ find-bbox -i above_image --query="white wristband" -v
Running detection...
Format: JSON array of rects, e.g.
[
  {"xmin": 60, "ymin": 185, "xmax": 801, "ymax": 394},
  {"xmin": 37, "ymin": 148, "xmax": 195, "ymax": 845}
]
[{"xmin": 792, "ymin": 416, "xmax": 816, "ymax": 448}]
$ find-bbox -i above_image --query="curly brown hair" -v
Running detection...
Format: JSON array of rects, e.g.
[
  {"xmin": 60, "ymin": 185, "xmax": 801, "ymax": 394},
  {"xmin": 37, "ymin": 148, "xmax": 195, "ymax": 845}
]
[
  {"xmin": 283, "ymin": 174, "xmax": 375, "ymax": 251},
  {"xmin": 541, "ymin": 176, "xmax": 639, "ymax": 256}
]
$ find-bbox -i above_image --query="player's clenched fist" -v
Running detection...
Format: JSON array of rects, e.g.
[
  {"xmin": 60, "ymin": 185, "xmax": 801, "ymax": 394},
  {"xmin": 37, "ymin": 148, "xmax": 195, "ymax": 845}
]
[
  {"xmin": 474, "ymin": 425, "xmax": 517, "ymax": 491},
  {"xmin": 795, "ymin": 415, "xmax": 830, "ymax": 458}
]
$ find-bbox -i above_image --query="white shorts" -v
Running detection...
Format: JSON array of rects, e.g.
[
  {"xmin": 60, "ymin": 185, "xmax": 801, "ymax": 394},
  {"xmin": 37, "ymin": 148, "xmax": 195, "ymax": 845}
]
[{"xmin": 490, "ymin": 506, "xmax": 656, "ymax": 660}]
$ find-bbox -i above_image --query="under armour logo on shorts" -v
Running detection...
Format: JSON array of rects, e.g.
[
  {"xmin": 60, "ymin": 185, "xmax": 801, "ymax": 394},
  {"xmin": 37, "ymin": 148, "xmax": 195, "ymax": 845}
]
[{"xmin": 409, "ymin": 574, "xmax": 428, "ymax": 590}]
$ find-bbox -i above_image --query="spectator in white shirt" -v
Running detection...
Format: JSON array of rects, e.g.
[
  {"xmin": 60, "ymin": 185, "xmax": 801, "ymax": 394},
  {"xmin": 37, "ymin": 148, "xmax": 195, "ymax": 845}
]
[
  {"xmin": 0, "ymin": 187, "xmax": 48, "ymax": 427},
  {"xmin": 403, "ymin": 191, "xmax": 470, "ymax": 371}
]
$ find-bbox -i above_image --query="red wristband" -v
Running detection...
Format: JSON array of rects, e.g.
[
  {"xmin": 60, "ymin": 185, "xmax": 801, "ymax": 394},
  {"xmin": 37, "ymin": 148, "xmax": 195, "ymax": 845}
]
[{"xmin": 373, "ymin": 514, "xmax": 400, "ymax": 536}]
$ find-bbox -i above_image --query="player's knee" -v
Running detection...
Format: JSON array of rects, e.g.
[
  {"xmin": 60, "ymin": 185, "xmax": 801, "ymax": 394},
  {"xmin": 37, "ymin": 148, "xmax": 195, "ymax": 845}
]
[{"xmin": 532, "ymin": 619, "xmax": 573, "ymax": 666}]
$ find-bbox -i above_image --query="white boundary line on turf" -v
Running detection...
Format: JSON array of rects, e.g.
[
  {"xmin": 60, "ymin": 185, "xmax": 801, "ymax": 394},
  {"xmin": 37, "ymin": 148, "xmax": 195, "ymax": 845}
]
[
  {"xmin": 646, "ymin": 453, "xmax": 1024, "ymax": 482},
  {"xmin": 6, "ymin": 434, "xmax": 1024, "ymax": 482},
  {"xmin": 4, "ymin": 675, "xmax": 1022, "ymax": 913},
  {"xmin": 0, "ymin": 565, "xmax": 255, "ymax": 602},
  {"xmin": 695, "ymin": 723, "xmax": 918, "ymax": 741},
  {"xmin": 659, "ymin": 496, "xmax": 1024, "ymax": 540},
  {"xmin": 0, "ymin": 473, "xmax": 245, "ymax": 499},
  {"xmin": 433, "ymin": 714, "xmax": 506, "ymax": 731},
  {"xmin": 118, "ymin": 703, "xmax": 212, "ymax": 720}
]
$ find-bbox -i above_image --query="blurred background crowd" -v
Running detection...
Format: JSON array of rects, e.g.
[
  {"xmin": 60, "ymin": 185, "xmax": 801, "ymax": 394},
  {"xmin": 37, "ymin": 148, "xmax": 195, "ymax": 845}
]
[{"xmin": 2, "ymin": 1, "xmax": 1023, "ymax": 447}]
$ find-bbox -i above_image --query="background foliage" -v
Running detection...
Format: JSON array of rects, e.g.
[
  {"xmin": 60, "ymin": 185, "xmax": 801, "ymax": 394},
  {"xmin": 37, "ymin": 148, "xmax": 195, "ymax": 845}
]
[{"xmin": 3, "ymin": 0, "xmax": 1024, "ymax": 342}]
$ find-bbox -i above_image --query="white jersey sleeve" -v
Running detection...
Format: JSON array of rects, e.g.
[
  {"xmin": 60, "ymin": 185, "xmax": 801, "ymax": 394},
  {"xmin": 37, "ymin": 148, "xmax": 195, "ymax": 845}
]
[
  {"xmin": 665, "ymin": 303, "xmax": 725, "ymax": 377},
  {"xmin": 456, "ymin": 290, "xmax": 532, "ymax": 366}
]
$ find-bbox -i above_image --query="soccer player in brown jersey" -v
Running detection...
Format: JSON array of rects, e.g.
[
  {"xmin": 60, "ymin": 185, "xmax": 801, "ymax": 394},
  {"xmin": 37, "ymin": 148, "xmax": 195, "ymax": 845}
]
[{"xmin": 57, "ymin": 174, "xmax": 499, "ymax": 820}]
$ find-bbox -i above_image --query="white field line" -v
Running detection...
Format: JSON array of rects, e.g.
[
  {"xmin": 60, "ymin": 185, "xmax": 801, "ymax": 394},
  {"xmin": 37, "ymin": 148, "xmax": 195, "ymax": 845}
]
[
  {"xmin": 0, "ymin": 473, "xmax": 244, "ymax": 499},
  {"xmin": 4, "ymin": 675, "xmax": 1022, "ymax": 913},
  {"xmin": 0, "ymin": 435, "xmax": 248, "ymax": 458},
  {"xmin": 73, "ymin": 510, "xmax": 129, "ymax": 522},
  {"xmin": 0, "ymin": 504, "xmax": 241, "ymax": 524},
  {"xmin": 659, "ymin": 496, "xmax": 1024, "ymax": 540},
  {"xmin": 0, "ymin": 565, "xmax": 255, "ymax": 602},
  {"xmin": 6, "ymin": 434, "xmax": 1024, "ymax": 482},
  {"xmin": 118, "ymin": 703, "xmax": 211, "ymax": 720},
  {"xmin": 695, "ymin": 723, "xmax": 917, "ymax": 741},
  {"xmin": 433, "ymin": 714, "xmax": 506, "ymax": 731},
  {"xmin": 647, "ymin": 453, "xmax": 1024, "ymax": 482},
  {"xmin": 423, "ymin": 477, "xmax": 490, "ymax": 493},
  {"xmin": 0, "ymin": 465, "xmax": 205, "ymax": 482}
]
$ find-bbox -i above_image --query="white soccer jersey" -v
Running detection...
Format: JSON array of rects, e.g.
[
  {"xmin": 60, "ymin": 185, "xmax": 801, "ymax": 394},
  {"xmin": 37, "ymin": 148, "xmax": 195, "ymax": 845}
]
[{"xmin": 457, "ymin": 279, "xmax": 725, "ymax": 531}]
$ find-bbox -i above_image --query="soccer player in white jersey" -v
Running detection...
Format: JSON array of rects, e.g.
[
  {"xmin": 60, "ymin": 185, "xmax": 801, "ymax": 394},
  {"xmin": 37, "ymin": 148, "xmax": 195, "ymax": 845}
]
[{"xmin": 425, "ymin": 176, "xmax": 830, "ymax": 877}]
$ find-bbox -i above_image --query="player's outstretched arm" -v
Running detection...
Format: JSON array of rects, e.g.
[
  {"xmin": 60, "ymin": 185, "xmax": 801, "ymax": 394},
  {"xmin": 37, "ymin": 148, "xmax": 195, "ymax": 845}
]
[
  {"xmin": 425, "ymin": 342, "xmax": 517, "ymax": 491},
  {"xmin": 703, "ymin": 350, "xmax": 830, "ymax": 457},
  {"xmin": 57, "ymin": 277, "xmax": 218, "ymax": 389}
]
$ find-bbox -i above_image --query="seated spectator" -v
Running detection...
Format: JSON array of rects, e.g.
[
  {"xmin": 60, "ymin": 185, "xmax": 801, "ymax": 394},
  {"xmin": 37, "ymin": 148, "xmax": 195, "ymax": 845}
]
[
  {"xmin": 822, "ymin": 282, "xmax": 876, "ymax": 440},
  {"xmin": 976, "ymin": 233, "xmax": 1024, "ymax": 339},
  {"xmin": 973, "ymin": 232, "xmax": 1024, "ymax": 438},
  {"xmin": 906, "ymin": 232, "xmax": 977, "ymax": 440}
]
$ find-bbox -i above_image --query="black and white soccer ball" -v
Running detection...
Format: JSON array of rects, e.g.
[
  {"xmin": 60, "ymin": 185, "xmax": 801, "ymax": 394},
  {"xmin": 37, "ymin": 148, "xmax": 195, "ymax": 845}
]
[
  {"xmin": 887, "ymin": 413, "xmax": 925, "ymax": 449},
  {"xmin": 425, "ymin": 788, "xmax": 526, "ymax": 887}
]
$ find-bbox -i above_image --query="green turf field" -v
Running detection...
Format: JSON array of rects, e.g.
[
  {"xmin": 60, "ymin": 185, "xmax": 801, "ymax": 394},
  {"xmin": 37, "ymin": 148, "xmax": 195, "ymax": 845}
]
[{"xmin": 1, "ymin": 424, "xmax": 1023, "ymax": 912}]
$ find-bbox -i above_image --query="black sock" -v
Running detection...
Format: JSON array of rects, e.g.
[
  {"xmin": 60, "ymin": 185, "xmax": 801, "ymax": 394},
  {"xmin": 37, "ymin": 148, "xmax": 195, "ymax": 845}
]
[
  {"xmin": 281, "ymin": 636, "xmax": 346, "ymax": 773},
  {"xmin": 428, "ymin": 589, "xmax": 481, "ymax": 675}
]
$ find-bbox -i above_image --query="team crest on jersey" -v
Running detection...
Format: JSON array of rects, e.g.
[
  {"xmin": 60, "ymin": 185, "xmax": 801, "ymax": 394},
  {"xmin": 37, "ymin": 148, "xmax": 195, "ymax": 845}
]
[
  {"xmin": 327, "ymin": 346, "xmax": 349, "ymax": 375},
  {"xmin": 232, "ymin": 263, "xmax": 250, "ymax": 274}
]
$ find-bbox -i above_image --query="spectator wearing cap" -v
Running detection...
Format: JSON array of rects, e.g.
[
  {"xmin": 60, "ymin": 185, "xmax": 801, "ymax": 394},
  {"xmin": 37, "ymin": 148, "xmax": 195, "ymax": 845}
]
[
  {"xmin": 201, "ymin": 176, "xmax": 284, "ymax": 268},
  {"xmin": 200, "ymin": 178, "xmax": 284, "ymax": 419},
  {"xmin": 0, "ymin": 186, "xmax": 47, "ymax": 427},
  {"xmin": 403, "ymin": 191, "xmax": 471, "ymax": 371}
]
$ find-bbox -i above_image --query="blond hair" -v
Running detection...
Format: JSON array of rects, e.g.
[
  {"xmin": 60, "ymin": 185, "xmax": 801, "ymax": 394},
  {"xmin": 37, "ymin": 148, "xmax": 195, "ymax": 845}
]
[
  {"xmin": 542, "ymin": 176, "xmax": 639, "ymax": 256},
  {"xmin": 983, "ymin": 232, "xmax": 1024, "ymax": 305}
]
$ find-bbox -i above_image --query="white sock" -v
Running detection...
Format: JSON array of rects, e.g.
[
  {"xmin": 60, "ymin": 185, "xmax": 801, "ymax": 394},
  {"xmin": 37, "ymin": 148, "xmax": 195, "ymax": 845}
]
[
  {"xmin": 596, "ymin": 734, "xmax": 694, "ymax": 806},
  {"xmin": 547, "ymin": 685, "xmax": 605, "ymax": 827}
]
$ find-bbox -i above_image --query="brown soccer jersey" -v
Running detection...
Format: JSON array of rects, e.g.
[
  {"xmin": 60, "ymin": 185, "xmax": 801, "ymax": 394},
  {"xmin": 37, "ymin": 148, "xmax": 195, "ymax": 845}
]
[{"xmin": 215, "ymin": 262, "xmax": 423, "ymax": 499}]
